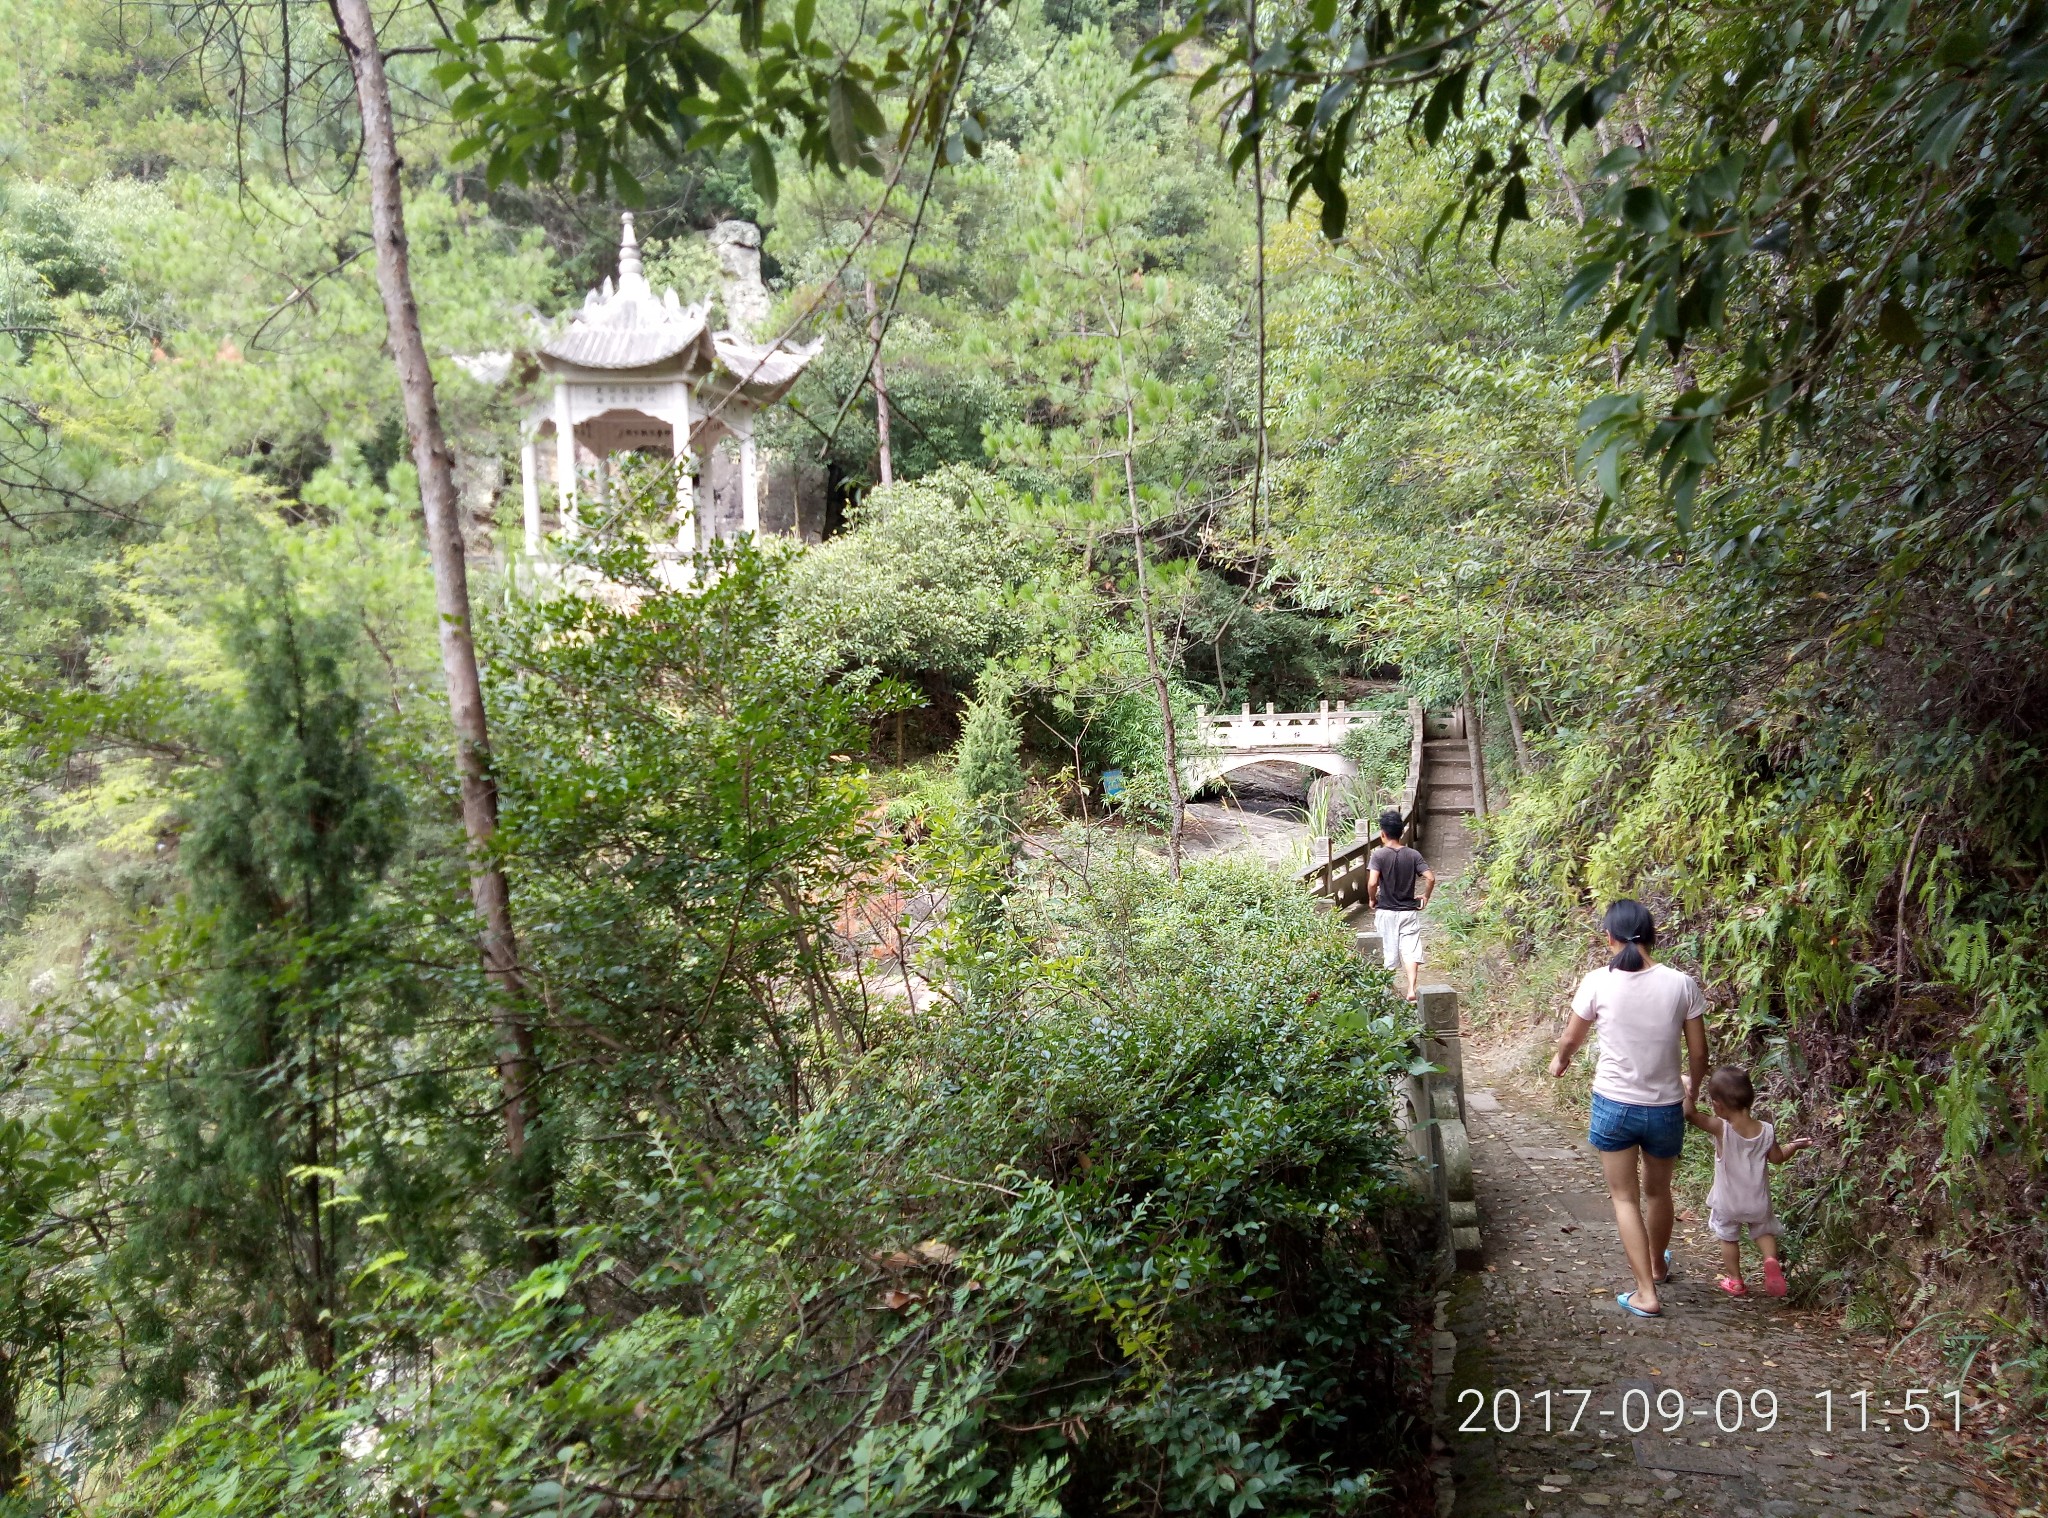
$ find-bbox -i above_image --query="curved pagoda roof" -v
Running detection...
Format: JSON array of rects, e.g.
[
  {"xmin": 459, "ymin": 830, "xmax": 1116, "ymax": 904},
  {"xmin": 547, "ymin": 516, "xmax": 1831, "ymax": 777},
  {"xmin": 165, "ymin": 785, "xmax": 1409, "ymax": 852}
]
[{"xmin": 537, "ymin": 214, "xmax": 819, "ymax": 406}]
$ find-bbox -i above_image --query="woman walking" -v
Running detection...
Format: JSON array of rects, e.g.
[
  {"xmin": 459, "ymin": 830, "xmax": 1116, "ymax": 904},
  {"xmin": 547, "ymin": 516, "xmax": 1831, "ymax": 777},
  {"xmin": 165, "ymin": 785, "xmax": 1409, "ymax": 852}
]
[{"xmin": 1548, "ymin": 900, "xmax": 1709, "ymax": 1318}]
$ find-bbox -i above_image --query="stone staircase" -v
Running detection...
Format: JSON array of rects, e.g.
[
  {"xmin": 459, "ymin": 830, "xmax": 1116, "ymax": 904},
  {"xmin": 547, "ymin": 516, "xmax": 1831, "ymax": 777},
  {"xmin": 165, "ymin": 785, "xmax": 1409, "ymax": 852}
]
[
  {"xmin": 1423, "ymin": 739, "xmax": 1476, "ymax": 811},
  {"xmin": 1421, "ymin": 711, "xmax": 1481, "ymax": 881},
  {"xmin": 1306, "ymin": 702, "xmax": 1487, "ymax": 1275}
]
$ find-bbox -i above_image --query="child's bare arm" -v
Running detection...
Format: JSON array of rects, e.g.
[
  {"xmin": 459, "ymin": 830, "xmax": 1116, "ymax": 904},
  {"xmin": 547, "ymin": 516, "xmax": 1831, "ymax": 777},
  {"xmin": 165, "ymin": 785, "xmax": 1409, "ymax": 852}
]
[
  {"xmin": 1767, "ymin": 1135, "xmax": 1815, "ymax": 1163},
  {"xmin": 1685, "ymin": 1102, "xmax": 1720, "ymax": 1135}
]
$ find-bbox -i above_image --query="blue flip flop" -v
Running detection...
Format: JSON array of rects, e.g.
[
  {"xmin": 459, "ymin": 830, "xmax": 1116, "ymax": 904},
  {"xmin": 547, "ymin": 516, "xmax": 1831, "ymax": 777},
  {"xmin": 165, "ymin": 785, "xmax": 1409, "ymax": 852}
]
[
  {"xmin": 1617, "ymin": 1290, "xmax": 1664, "ymax": 1318},
  {"xmin": 1655, "ymin": 1249, "xmax": 1676, "ymax": 1284}
]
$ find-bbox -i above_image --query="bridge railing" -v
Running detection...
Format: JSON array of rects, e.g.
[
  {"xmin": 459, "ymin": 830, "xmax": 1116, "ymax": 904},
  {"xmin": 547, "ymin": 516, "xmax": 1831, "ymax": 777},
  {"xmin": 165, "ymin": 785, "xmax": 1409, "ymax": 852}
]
[{"xmin": 1195, "ymin": 701, "xmax": 1389, "ymax": 751}]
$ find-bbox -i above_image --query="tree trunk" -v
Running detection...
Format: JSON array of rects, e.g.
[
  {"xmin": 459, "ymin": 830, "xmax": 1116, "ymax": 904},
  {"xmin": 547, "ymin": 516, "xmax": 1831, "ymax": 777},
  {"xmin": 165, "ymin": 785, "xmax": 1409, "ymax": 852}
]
[
  {"xmin": 1894, "ymin": 812, "xmax": 1929, "ymax": 1015},
  {"xmin": 1511, "ymin": 34, "xmax": 1585, "ymax": 224},
  {"xmin": 1458, "ymin": 646, "xmax": 1490, "ymax": 819},
  {"xmin": 329, "ymin": 0, "xmax": 552, "ymax": 1255},
  {"xmin": 302, "ymin": 1014, "xmax": 334, "ymax": 1373},
  {"xmin": 865, "ymin": 278, "xmax": 893, "ymax": 487},
  {"xmin": 1547, "ymin": 0, "xmax": 1613, "ymax": 155},
  {"xmin": 1247, "ymin": 0, "xmax": 1268, "ymax": 544},
  {"xmin": 0, "ymin": 1357, "xmax": 21, "ymax": 1498},
  {"xmin": 1122, "ymin": 399, "xmax": 1185, "ymax": 878},
  {"xmin": 1500, "ymin": 666, "xmax": 1534, "ymax": 774}
]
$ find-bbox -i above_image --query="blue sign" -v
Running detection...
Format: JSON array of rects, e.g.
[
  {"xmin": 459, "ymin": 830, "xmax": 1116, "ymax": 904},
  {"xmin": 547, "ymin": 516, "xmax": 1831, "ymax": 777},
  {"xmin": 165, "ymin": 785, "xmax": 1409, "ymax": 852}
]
[{"xmin": 1100, "ymin": 768, "xmax": 1126, "ymax": 798}]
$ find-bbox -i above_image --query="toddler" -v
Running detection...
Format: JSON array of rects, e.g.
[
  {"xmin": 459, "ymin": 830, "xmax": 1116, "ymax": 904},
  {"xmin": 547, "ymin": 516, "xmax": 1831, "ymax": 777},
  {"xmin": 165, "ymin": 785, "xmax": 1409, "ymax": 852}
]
[{"xmin": 1685, "ymin": 1065, "xmax": 1814, "ymax": 1296}]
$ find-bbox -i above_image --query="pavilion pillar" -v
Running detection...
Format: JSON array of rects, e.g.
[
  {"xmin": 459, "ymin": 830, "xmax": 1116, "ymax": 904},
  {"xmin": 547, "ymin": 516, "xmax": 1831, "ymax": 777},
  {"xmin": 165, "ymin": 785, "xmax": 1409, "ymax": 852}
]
[
  {"xmin": 671, "ymin": 395, "xmax": 695, "ymax": 565},
  {"xmin": 740, "ymin": 432, "xmax": 760, "ymax": 536},
  {"xmin": 519, "ymin": 433, "xmax": 541, "ymax": 553},
  {"xmin": 552, "ymin": 382, "xmax": 579, "ymax": 537}
]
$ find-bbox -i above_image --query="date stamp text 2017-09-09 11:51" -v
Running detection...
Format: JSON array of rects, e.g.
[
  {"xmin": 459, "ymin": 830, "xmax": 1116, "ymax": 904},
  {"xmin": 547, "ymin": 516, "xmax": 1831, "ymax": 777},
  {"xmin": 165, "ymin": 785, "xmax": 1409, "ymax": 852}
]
[{"xmin": 1454, "ymin": 1386, "xmax": 1969, "ymax": 1438}]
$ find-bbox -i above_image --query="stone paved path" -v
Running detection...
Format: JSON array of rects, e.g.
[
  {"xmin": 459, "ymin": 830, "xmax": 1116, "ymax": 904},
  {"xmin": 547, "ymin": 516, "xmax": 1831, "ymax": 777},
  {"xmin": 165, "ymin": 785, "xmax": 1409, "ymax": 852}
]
[{"xmin": 1441, "ymin": 1061, "xmax": 2011, "ymax": 1518}]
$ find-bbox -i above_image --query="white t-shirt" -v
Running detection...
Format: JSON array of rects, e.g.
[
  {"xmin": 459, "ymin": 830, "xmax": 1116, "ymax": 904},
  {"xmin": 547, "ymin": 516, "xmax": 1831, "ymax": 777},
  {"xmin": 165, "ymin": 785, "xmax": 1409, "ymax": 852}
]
[{"xmin": 1570, "ymin": 963, "xmax": 1706, "ymax": 1107}]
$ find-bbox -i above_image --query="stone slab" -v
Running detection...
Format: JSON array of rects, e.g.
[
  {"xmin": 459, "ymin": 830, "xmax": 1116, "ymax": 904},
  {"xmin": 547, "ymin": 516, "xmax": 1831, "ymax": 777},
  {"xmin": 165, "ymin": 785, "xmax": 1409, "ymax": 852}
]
[
  {"xmin": 1451, "ymin": 1226, "xmax": 1483, "ymax": 1267},
  {"xmin": 1629, "ymin": 1437, "xmax": 1751, "ymax": 1477},
  {"xmin": 1467, "ymin": 1087, "xmax": 1502, "ymax": 1113},
  {"xmin": 1563, "ymin": 1193, "xmax": 1617, "ymax": 1226}
]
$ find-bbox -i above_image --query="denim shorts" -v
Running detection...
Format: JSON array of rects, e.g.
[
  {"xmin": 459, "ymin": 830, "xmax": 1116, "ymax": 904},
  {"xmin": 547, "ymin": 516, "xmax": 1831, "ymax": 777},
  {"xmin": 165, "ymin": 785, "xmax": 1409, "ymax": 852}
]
[{"xmin": 1588, "ymin": 1093, "xmax": 1686, "ymax": 1159}]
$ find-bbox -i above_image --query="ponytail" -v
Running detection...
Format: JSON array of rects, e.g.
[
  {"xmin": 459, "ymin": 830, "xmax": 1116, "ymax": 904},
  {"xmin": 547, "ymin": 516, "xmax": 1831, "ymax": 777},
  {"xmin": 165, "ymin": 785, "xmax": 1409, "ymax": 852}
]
[{"xmin": 1603, "ymin": 899, "xmax": 1656, "ymax": 972}]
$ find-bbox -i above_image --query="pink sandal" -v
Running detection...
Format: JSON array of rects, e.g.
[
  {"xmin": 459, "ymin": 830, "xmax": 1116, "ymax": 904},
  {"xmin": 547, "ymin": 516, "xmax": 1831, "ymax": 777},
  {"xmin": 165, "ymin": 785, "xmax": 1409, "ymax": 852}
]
[
  {"xmin": 1717, "ymin": 1275, "xmax": 1748, "ymax": 1296},
  {"xmin": 1761, "ymin": 1259, "xmax": 1787, "ymax": 1297}
]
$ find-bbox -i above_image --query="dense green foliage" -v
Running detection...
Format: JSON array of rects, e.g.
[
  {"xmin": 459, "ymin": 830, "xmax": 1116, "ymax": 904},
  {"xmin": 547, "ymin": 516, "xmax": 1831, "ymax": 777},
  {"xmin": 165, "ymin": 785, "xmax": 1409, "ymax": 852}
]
[
  {"xmin": 7, "ymin": 0, "xmax": 2048, "ymax": 1502},
  {"xmin": 113, "ymin": 860, "xmax": 1429, "ymax": 1518}
]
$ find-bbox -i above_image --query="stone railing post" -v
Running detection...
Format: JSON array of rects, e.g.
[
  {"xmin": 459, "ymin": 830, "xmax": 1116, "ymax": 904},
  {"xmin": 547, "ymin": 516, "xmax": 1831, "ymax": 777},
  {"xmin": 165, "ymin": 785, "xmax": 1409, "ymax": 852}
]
[
  {"xmin": 1417, "ymin": 983, "xmax": 1481, "ymax": 1266},
  {"xmin": 1417, "ymin": 985, "xmax": 1464, "ymax": 1122},
  {"xmin": 1344, "ymin": 933, "xmax": 1477, "ymax": 1274},
  {"xmin": 1398, "ymin": 1053, "xmax": 1453, "ymax": 1276}
]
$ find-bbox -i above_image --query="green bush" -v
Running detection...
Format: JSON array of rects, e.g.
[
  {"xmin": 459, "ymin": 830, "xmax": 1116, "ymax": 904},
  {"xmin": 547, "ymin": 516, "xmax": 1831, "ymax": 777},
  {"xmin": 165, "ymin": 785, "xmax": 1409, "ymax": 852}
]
[
  {"xmin": 1337, "ymin": 700, "xmax": 1414, "ymax": 817},
  {"xmin": 116, "ymin": 858, "xmax": 1434, "ymax": 1517},
  {"xmin": 781, "ymin": 468, "xmax": 1025, "ymax": 695},
  {"xmin": 956, "ymin": 667, "xmax": 1027, "ymax": 844}
]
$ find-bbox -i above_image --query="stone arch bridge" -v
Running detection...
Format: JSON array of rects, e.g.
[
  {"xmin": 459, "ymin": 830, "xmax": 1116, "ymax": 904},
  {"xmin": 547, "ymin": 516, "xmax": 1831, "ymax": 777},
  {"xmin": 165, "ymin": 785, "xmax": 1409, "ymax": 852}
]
[
  {"xmin": 1183, "ymin": 702, "xmax": 1385, "ymax": 794},
  {"xmin": 1188, "ymin": 700, "xmax": 1481, "ymax": 881}
]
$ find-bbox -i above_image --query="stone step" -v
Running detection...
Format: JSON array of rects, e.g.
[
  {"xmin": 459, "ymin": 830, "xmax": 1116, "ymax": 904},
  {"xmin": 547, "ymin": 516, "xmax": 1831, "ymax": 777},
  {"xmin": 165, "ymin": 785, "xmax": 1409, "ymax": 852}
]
[{"xmin": 1431, "ymin": 787, "xmax": 1477, "ymax": 810}]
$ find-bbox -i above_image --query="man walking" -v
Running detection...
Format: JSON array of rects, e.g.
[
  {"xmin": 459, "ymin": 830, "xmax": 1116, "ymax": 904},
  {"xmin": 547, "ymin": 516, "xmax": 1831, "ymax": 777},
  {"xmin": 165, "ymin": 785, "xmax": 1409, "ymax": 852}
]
[{"xmin": 1366, "ymin": 808, "xmax": 1435, "ymax": 1002}]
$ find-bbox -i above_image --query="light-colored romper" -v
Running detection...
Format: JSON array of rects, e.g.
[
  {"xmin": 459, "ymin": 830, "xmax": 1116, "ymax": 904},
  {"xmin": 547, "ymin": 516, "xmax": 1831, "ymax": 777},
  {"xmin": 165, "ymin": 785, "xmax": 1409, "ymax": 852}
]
[{"xmin": 1707, "ymin": 1118, "xmax": 1781, "ymax": 1241}]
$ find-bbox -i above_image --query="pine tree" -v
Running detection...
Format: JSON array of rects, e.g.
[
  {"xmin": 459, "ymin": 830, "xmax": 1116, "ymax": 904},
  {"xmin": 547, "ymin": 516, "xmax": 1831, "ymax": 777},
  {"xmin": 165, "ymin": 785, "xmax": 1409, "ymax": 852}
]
[
  {"xmin": 982, "ymin": 107, "xmax": 1197, "ymax": 875},
  {"xmin": 120, "ymin": 582, "xmax": 401, "ymax": 1385},
  {"xmin": 955, "ymin": 668, "xmax": 1026, "ymax": 847}
]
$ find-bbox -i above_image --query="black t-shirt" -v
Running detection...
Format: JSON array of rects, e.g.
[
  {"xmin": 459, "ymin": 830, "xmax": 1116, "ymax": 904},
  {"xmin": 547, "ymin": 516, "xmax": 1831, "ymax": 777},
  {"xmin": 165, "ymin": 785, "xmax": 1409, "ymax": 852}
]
[{"xmin": 1369, "ymin": 845, "xmax": 1429, "ymax": 912}]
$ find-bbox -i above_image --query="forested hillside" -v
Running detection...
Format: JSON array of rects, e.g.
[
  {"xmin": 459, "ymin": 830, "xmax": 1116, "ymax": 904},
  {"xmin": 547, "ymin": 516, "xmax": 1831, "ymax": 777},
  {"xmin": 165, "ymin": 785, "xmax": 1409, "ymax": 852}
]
[{"xmin": 1, "ymin": 0, "xmax": 2045, "ymax": 1508}]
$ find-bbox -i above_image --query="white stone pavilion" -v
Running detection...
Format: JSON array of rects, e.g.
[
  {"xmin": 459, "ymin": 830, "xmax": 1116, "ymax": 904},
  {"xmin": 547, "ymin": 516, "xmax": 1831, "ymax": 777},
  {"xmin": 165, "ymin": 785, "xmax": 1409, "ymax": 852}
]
[{"xmin": 517, "ymin": 213, "xmax": 821, "ymax": 572}]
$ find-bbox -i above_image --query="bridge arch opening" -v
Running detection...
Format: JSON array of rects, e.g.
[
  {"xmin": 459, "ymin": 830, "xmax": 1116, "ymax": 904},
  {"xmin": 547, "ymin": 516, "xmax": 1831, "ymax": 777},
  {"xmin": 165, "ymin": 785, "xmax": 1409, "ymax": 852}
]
[
  {"xmin": 1189, "ymin": 759, "xmax": 1324, "ymax": 815},
  {"xmin": 1185, "ymin": 750, "xmax": 1359, "ymax": 795}
]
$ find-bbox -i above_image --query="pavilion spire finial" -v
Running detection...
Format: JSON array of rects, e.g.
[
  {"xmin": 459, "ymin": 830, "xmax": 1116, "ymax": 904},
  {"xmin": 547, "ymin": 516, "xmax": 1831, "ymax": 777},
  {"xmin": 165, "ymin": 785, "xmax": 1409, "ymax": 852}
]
[{"xmin": 617, "ymin": 212, "xmax": 650, "ymax": 299}]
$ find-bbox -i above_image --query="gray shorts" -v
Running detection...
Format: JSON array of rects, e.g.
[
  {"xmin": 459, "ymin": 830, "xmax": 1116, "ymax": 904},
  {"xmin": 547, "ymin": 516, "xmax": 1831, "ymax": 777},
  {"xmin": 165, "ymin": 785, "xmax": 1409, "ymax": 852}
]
[{"xmin": 1375, "ymin": 909, "xmax": 1422, "ymax": 968}]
